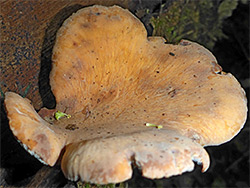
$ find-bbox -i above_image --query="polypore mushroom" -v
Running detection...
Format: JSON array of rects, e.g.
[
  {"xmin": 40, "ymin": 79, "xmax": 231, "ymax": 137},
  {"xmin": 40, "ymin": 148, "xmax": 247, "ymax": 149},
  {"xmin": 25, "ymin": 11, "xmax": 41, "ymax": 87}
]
[{"xmin": 4, "ymin": 5, "xmax": 247, "ymax": 184}]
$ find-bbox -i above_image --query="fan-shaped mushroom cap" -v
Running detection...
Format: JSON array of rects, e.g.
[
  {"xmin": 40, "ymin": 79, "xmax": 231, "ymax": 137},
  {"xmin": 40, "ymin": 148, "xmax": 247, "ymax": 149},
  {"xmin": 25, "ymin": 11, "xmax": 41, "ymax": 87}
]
[
  {"xmin": 4, "ymin": 5, "xmax": 247, "ymax": 185},
  {"xmin": 4, "ymin": 92, "xmax": 66, "ymax": 166}
]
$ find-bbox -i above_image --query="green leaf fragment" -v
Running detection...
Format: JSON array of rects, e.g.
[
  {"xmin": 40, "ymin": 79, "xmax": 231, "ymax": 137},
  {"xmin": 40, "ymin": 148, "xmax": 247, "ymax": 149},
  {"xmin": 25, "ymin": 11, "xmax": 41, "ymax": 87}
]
[
  {"xmin": 55, "ymin": 111, "xmax": 71, "ymax": 120},
  {"xmin": 157, "ymin": 125, "xmax": 163, "ymax": 129},
  {"xmin": 146, "ymin": 123, "xmax": 163, "ymax": 129}
]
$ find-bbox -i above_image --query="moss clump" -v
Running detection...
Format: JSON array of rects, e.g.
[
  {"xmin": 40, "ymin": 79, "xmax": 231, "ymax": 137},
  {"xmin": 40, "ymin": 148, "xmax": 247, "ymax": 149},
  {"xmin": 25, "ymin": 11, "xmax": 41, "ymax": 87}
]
[
  {"xmin": 76, "ymin": 181, "xmax": 128, "ymax": 188},
  {"xmin": 150, "ymin": 0, "xmax": 238, "ymax": 49}
]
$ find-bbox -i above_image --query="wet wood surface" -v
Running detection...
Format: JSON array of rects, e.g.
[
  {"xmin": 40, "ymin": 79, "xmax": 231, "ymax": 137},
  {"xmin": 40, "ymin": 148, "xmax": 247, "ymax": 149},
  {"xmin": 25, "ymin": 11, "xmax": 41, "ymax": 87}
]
[
  {"xmin": 1, "ymin": 0, "xmax": 132, "ymax": 109},
  {"xmin": 0, "ymin": 1, "xmax": 133, "ymax": 187}
]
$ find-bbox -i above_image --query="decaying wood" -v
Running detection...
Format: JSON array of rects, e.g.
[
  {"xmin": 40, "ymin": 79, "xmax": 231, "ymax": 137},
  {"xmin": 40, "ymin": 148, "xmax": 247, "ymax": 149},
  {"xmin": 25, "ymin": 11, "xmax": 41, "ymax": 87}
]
[
  {"xmin": 1, "ymin": 1, "xmax": 133, "ymax": 187},
  {"xmin": 26, "ymin": 166, "xmax": 70, "ymax": 188},
  {"xmin": 0, "ymin": 0, "xmax": 132, "ymax": 109}
]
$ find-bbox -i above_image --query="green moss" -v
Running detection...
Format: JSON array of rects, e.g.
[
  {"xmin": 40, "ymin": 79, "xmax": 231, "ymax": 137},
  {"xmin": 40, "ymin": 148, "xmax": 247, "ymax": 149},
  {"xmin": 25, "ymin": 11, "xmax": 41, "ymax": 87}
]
[
  {"xmin": 150, "ymin": 0, "xmax": 238, "ymax": 49},
  {"xmin": 76, "ymin": 181, "xmax": 128, "ymax": 188}
]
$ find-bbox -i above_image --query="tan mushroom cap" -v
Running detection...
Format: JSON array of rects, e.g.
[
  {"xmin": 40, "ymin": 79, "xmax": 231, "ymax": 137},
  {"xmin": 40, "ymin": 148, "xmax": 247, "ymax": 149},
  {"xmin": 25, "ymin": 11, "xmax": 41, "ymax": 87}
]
[
  {"xmin": 4, "ymin": 92, "xmax": 66, "ymax": 166},
  {"xmin": 4, "ymin": 5, "xmax": 247, "ymax": 185}
]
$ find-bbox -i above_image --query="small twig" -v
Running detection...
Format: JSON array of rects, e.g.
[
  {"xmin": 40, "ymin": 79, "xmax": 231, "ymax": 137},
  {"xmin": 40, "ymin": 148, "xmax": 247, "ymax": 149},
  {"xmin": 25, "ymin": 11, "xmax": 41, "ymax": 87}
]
[{"xmin": 225, "ymin": 151, "xmax": 249, "ymax": 172}]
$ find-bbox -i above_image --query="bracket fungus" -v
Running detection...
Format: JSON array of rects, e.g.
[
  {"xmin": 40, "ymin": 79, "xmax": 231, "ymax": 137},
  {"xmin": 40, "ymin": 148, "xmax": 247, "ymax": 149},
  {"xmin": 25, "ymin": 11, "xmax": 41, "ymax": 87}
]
[{"xmin": 4, "ymin": 5, "xmax": 247, "ymax": 185}]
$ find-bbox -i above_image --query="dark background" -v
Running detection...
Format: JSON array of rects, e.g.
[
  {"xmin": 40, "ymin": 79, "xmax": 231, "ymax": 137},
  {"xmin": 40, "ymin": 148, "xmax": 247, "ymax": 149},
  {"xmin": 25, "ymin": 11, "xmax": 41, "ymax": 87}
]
[{"xmin": 1, "ymin": 0, "xmax": 249, "ymax": 187}]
